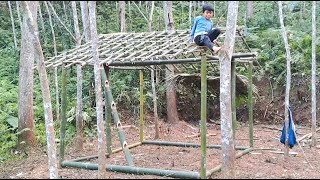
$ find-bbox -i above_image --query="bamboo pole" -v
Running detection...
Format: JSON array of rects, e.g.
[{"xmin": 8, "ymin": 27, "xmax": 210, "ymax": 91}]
[
  {"xmin": 139, "ymin": 70, "xmax": 144, "ymax": 143},
  {"xmin": 248, "ymin": 61, "xmax": 254, "ymax": 147},
  {"xmin": 200, "ymin": 51, "xmax": 207, "ymax": 179},
  {"xmin": 206, "ymin": 148, "xmax": 252, "ymax": 178},
  {"xmin": 61, "ymin": 161, "xmax": 200, "ymax": 179},
  {"xmin": 59, "ymin": 64, "xmax": 67, "ymax": 166},
  {"xmin": 101, "ymin": 66, "xmax": 112, "ymax": 157},
  {"xmin": 142, "ymin": 140, "xmax": 248, "ymax": 150},
  {"xmin": 70, "ymin": 142, "xmax": 142, "ymax": 162},
  {"xmin": 102, "ymin": 64, "xmax": 134, "ymax": 166},
  {"xmin": 231, "ymin": 60, "xmax": 237, "ymax": 140}
]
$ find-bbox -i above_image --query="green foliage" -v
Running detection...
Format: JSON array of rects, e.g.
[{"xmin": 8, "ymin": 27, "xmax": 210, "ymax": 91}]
[{"xmin": 1, "ymin": 0, "xmax": 320, "ymax": 163}]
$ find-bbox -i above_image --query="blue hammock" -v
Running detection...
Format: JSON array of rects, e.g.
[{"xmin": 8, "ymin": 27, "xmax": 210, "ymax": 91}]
[{"xmin": 280, "ymin": 106, "xmax": 297, "ymax": 148}]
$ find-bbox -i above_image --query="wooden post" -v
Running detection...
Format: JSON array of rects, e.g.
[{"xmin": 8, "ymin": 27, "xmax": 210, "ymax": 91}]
[
  {"xmin": 139, "ymin": 70, "xmax": 144, "ymax": 143},
  {"xmin": 59, "ymin": 64, "xmax": 67, "ymax": 166},
  {"xmin": 200, "ymin": 50, "xmax": 207, "ymax": 179},
  {"xmin": 231, "ymin": 60, "xmax": 236, "ymax": 140},
  {"xmin": 248, "ymin": 61, "xmax": 254, "ymax": 147}
]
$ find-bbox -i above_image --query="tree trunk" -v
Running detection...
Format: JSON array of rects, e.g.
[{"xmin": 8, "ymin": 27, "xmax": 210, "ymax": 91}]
[
  {"xmin": 62, "ymin": 1, "xmax": 68, "ymax": 21},
  {"xmin": 119, "ymin": 1, "xmax": 126, "ymax": 32},
  {"xmin": 163, "ymin": 1, "xmax": 179, "ymax": 124},
  {"xmin": 148, "ymin": 1, "xmax": 159, "ymax": 139},
  {"xmin": 8, "ymin": 1, "xmax": 18, "ymax": 49},
  {"xmin": 80, "ymin": 1, "xmax": 91, "ymax": 42},
  {"xmin": 278, "ymin": 1, "xmax": 292, "ymax": 157},
  {"xmin": 38, "ymin": 2, "xmax": 45, "ymax": 33},
  {"xmin": 16, "ymin": 1, "xmax": 22, "ymax": 31},
  {"xmin": 189, "ymin": 1, "xmax": 192, "ymax": 25},
  {"xmin": 246, "ymin": 1, "xmax": 253, "ymax": 21},
  {"xmin": 18, "ymin": 1, "xmax": 38, "ymax": 149},
  {"xmin": 71, "ymin": 1, "xmax": 84, "ymax": 151},
  {"xmin": 311, "ymin": 1, "xmax": 317, "ymax": 147},
  {"xmin": 44, "ymin": 1, "xmax": 59, "ymax": 123},
  {"xmin": 21, "ymin": 1, "xmax": 58, "ymax": 178},
  {"xmin": 219, "ymin": 1, "xmax": 239, "ymax": 178},
  {"xmin": 88, "ymin": 1, "xmax": 107, "ymax": 178}
]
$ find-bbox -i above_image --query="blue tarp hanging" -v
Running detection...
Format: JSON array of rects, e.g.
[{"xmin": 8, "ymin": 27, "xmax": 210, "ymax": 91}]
[{"xmin": 280, "ymin": 106, "xmax": 297, "ymax": 148}]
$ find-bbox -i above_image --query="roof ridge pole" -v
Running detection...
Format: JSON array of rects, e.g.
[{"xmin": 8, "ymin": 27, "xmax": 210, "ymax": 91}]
[{"xmin": 200, "ymin": 48, "xmax": 207, "ymax": 179}]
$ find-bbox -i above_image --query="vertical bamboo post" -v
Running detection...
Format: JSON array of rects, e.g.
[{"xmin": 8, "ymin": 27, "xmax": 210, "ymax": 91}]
[
  {"xmin": 59, "ymin": 64, "xmax": 67, "ymax": 166},
  {"xmin": 102, "ymin": 65, "xmax": 134, "ymax": 166},
  {"xmin": 231, "ymin": 60, "xmax": 236, "ymax": 140},
  {"xmin": 200, "ymin": 50, "xmax": 207, "ymax": 179},
  {"xmin": 139, "ymin": 70, "xmax": 144, "ymax": 143},
  {"xmin": 101, "ymin": 66, "xmax": 112, "ymax": 156},
  {"xmin": 248, "ymin": 61, "xmax": 254, "ymax": 147}
]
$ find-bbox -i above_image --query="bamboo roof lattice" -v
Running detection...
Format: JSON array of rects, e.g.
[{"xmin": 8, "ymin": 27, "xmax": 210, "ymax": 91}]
[{"xmin": 40, "ymin": 28, "xmax": 257, "ymax": 70}]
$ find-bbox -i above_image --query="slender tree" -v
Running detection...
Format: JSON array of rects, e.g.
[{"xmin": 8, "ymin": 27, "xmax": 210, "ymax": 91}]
[
  {"xmin": 8, "ymin": 1, "xmax": 18, "ymax": 49},
  {"xmin": 163, "ymin": 1, "xmax": 179, "ymax": 124},
  {"xmin": 17, "ymin": 1, "xmax": 38, "ymax": 149},
  {"xmin": 219, "ymin": 1, "xmax": 239, "ymax": 178},
  {"xmin": 71, "ymin": 1, "xmax": 84, "ymax": 151},
  {"xmin": 119, "ymin": 1, "xmax": 126, "ymax": 32},
  {"xmin": 21, "ymin": 1, "xmax": 58, "ymax": 178},
  {"xmin": 278, "ymin": 1, "xmax": 292, "ymax": 156},
  {"xmin": 80, "ymin": 1, "xmax": 91, "ymax": 42},
  {"xmin": 88, "ymin": 1, "xmax": 107, "ymax": 178},
  {"xmin": 311, "ymin": 1, "xmax": 317, "ymax": 147},
  {"xmin": 43, "ymin": 2, "xmax": 60, "ymax": 124},
  {"xmin": 16, "ymin": 1, "xmax": 22, "ymax": 31},
  {"xmin": 246, "ymin": 1, "xmax": 253, "ymax": 21}
]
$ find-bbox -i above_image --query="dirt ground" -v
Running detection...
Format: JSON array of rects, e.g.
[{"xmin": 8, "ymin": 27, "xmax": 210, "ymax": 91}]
[{"xmin": 1, "ymin": 118, "xmax": 320, "ymax": 179}]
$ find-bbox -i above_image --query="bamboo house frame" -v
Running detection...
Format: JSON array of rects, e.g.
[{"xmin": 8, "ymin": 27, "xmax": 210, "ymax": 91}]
[{"xmin": 39, "ymin": 28, "xmax": 258, "ymax": 179}]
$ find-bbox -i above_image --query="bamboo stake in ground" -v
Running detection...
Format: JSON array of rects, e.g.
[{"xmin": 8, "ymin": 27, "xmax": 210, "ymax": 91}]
[
  {"xmin": 59, "ymin": 64, "xmax": 67, "ymax": 166},
  {"xmin": 200, "ymin": 50, "xmax": 207, "ymax": 179},
  {"xmin": 231, "ymin": 60, "xmax": 236, "ymax": 140},
  {"xmin": 140, "ymin": 70, "xmax": 144, "ymax": 143},
  {"xmin": 248, "ymin": 61, "xmax": 254, "ymax": 147},
  {"xmin": 102, "ymin": 65, "xmax": 134, "ymax": 166},
  {"xmin": 102, "ymin": 66, "xmax": 112, "ymax": 157}
]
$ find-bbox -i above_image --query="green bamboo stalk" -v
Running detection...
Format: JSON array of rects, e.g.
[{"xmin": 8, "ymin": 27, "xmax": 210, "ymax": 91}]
[
  {"xmin": 248, "ymin": 61, "xmax": 254, "ymax": 147},
  {"xmin": 231, "ymin": 61, "xmax": 236, "ymax": 140},
  {"xmin": 59, "ymin": 64, "xmax": 67, "ymax": 166},
  {"xmin": 139, "ymin": 70, "xmax": 144, "ymax": 143},
  {"xmin": 61, "ymin": 161, "xmax": 200, "ymax": 179},
  {"xmin": 200, "ymin": 52, "xmax": 207, "ymax": 179},
  {"xmin": 100, "ymin": 66, "xmax": 112, "ymax": 156},
  {"xmin": 101, "ymin": 65, "xmax": 134, "ymax": 166},
  {"xmin": 142, "ymin": 140, "xmax": 248, "ymax": 150}
]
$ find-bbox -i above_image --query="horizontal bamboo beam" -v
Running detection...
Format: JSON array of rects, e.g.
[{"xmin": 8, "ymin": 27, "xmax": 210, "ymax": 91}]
[
  {"xmin": 69, "ymin": 142, "xmax": 142, "ymax": 162},
  {"xmin": 61, "ymin": 161, "xmax": 200, "ymax": 179},
  {"xmin": 206, "ymin": 148, "xmax": 252, "ymax": 178},
  {"xmin": 142, "ymin": 140, "xmax": 249, "ymax": 150}
]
